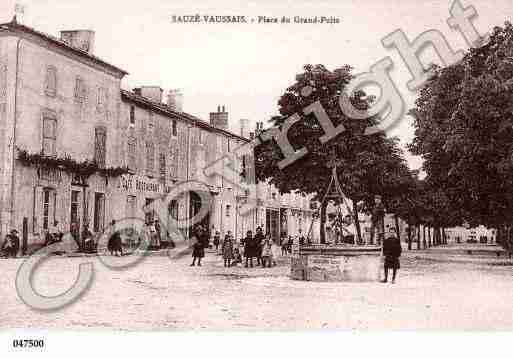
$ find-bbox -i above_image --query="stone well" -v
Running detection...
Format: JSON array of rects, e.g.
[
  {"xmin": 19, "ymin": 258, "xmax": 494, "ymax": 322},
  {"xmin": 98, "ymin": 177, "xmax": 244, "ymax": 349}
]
[{"xmin": 290, "ymin": 245, "xmax": 382, "ymax": 282}]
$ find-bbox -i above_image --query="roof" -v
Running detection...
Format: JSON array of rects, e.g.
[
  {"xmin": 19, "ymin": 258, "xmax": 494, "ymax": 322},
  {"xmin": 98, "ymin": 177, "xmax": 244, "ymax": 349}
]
[
  {"xmin": 120, "ymin": 90, "xmax": 250, "ymax": 143},
  {"xmin": 0, "ymin": 18, "xmax": 128, "ymax": 77}
]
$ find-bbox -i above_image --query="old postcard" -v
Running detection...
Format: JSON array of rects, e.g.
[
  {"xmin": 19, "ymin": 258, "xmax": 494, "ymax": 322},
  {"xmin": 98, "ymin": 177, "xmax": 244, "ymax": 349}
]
[{"xmin": 0, "ymin": 0, "xmax": 512, "ymax": 356}]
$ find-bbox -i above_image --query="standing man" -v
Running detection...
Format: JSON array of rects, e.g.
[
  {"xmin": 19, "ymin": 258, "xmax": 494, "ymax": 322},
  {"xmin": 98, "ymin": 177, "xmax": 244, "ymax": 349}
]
[
  {"xmin": 154, "ymin": 220, "xmax": 162, "ymax": 248},
  {"xmin": 382, "ymin": 232, "xmax": 402, "ymax": 284},
  {"xmin": 254, "ymin": 227, "xmax": 265, "ymax": 266},
  {"xmin": 244, "ymin": 230, "xmax": 256, "ymax": 268},
  {"xmin": 370, "ymin": 195, "xmax": 385, "ymax": 245}
]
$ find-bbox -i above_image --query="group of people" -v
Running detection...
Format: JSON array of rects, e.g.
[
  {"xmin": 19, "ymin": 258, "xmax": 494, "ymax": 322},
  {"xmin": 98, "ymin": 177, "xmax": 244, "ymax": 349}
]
[{"xmin": 191, "ymin": 226, "xmax": 284, "ymax": 268}]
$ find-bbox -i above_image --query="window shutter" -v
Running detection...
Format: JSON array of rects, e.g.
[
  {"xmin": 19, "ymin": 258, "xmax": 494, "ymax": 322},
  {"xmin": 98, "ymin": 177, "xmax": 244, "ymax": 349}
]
[
  {"xmin": 146, "ymin": 142, "xmax": 155, "ymax": 175},
  {"xmin": 45, "ymin": 66, "xmax": 57, "ymax": 97},
  {"xmin": 94, "ymin": 126, "xmax": 107, "ymax": 168},
  {"xmin": 159, "ymin": 153, "xmax": 166, "ymax": 181}
]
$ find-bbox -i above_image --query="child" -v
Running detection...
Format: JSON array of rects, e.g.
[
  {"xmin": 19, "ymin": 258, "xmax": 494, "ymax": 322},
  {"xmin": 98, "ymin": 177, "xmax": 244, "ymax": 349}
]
[
  {"xmin": 271, "ymin": 240, "xmax": 280, "ymax": 266},
  {"xmin": 232, "ymin": 247, "xmax": 242, "ymax": 266},
  {"xmin": 222, "ymin": 233, "xmax": 234, "ymax": 267},
  {"xmin": 261, "ymin": 238, "xmax": 272, "ymax": 268},
  {"xmin": 213, "ymin": 231, "xmax": 221, "ymax": 252}
]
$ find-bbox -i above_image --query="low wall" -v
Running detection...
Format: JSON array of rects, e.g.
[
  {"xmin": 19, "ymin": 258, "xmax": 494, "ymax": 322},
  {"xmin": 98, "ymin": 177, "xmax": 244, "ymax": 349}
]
[{"xmin": 291, "ymin": 245, "xmax": 382, "ymax": 282}]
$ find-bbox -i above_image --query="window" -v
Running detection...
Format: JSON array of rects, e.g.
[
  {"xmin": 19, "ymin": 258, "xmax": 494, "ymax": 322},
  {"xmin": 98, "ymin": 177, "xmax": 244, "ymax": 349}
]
[
  {"xmin": 129, "ymin": 105, "xmax": 135, "ymax": 126},
  {"xmin": 241, "ymin": 155, "xmax": 247, "ymax": 181},
  {"xmin": 172, "ymin": 119, "xmax": 177, "ymax": 136},
  {"xmin": 93, "ymin": 193, "xmax": 105, "ymax": 232},
  {"xmin": 97, "ymin": 87, "xmax": 107, "ymax": 107},
  {"xmin": 145, "ymin": 198, "xmax": 154, "ymax": 224},
  {"xmin": 126, "ymin": 195, "xmax": 137, "ymax": 219},
  {"xmin": 127, "ymin": 138, "xmax": 137, "ymax": 170},
  {"xmin": 45, "ymin": 66, "xmax": 57, "ymax": 97},
  {"xmin": 159, "ymin": 153, "xmax": 166, "ymax": 180},
  {"xmin": 227, "ymin": 139, "xmax": 231, "ymax": 152},
  {"xmin": 226, "ymin": 204, "xmax": 231, "ymax": 217},
  {"xmin": 148, "ymin": 112, "xmax": 154, "ymax": 133},
  {"xmin": 146, "ymin": 142, "xmax": 155, "ymax": 175},
  {"xmin": 198, "ymin": 130, "xmax": 204, "ymax": 144},
  {"xmin": 0, "ymin": 65, "xmax": 7, "ymax": 98},
  {"xmin": 169, "ymin": 145, "xmax": 178, "ymax": 179},
  {"xmin": 74, "ymin": 76, "xmax": 86, "ymax": 102},
  {"xmin": 70, "ymin": 190, "xmax": 80, "ymax": 231},
  {"xmin": 169, "ymin": 200, "xmax": 178, "ymax": 220},
  {"xmin": 94, "ymin": 126, "xmax": 107, "ymax": 168},
  {"xmin": 43, "ymin": 189, "xmax": 50, "ymax": 230},
  {"xmin": 42, "ymin": 112, "xmax": 57, "ymax": 156}
]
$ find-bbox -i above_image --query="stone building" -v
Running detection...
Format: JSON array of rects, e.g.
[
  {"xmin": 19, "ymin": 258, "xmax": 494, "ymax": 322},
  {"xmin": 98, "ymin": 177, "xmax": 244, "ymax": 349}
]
[{"xmin": 0, "ymin": 18, "xmax": 316, "ymax": 251}]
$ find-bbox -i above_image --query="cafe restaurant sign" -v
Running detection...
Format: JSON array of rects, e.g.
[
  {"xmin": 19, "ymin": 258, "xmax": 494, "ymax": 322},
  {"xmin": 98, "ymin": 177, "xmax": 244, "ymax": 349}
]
[{"xmin": 118, "ymin": 174, "xmax": 173, "ymax": 194}]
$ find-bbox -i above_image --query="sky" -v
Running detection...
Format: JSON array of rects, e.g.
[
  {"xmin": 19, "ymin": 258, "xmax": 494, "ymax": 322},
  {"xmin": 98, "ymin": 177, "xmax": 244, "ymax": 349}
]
[{"xmin": 0, "ymin": 0, "xmax": 511, "ymax": 170}]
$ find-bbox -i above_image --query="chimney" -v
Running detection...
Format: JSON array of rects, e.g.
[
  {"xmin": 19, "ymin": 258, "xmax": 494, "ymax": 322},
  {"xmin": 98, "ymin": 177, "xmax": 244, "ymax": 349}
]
[
  {"xmin": 255, "ymin": 121, "xmax": 264, "ymax": 135},
  {"xmin": 167, "ymin": 89, "xmax": 183, "ymax": 112},
  {"xmin": 240, "ymin": 119, "xmax": 249, "ymax": 138},
  {"xmin": 60, "ymin": 30, "xmax": 95, "ymax": 53},
  {"xmin": 209, "ymin": 105, "xmax": 228, "ymax": 130},
  {"xmin": 133, "ymin": 86, "xmax": 163, "ymax": 103}
]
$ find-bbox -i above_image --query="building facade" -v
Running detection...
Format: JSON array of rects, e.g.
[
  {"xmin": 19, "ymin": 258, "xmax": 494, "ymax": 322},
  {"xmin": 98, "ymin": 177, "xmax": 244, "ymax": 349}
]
[{"xmin": 0, "ymin": 18, "xmax": 315, "ymax": 251}]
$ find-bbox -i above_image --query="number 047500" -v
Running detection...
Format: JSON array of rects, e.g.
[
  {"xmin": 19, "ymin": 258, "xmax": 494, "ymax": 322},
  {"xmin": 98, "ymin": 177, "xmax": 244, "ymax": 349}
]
[{"xmin": 12, "ymin": 339, "xmax": 45, "ymax": 348}]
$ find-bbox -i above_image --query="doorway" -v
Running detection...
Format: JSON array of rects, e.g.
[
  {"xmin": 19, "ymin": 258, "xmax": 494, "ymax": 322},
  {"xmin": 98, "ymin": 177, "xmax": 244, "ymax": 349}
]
[{"xmin": 189, "ymin": 191, "xmax": 209, "ymax": 237}]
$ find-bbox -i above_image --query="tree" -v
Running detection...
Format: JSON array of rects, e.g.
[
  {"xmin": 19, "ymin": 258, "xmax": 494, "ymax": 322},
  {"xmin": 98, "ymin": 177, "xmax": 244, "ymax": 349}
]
[
  {"xmin": 409, "ymin": 22, "xmax": 513, "ymax": 251},
  {"xmin": 255, "ymin": 64, "xmax": 410, "ymax": 243}
]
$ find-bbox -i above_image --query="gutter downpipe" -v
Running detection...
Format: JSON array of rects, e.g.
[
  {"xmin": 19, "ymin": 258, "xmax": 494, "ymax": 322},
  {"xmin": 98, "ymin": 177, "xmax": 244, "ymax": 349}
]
[
  {"xmin": 9, "ymin": 35, "xmax": 23, "ymax": 230},
  {"xmin": 185, "ymin": 124, "xmax": 191, "ymax": 239}
]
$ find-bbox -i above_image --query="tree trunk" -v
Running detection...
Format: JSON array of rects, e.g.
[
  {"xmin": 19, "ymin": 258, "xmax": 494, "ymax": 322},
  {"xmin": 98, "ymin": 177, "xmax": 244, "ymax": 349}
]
[
  {"xmin": 417, "ymin": 225, "xmax": 421, "ymax": 250},
  {"xmin": 320, "ymin": 200, "xmax": 327, "ymax": 244},
  {"xmin": 407, "ymin": 224, "xmax": 412, "ymax": 250},
  {"xmin": 422, "ymin": 225, "xmax": 427, "ymax": 249},
  {"xmin": 352, "ymin": 200, "xmax": 362, "ymax": 245},
  {"xmin": 434, "ymin": 226, "xmax": 441, "ymax": 246},
  {"xmin": 442, "ymin": 227, "xmax": 447, "ymax": 245},
  {"xmin": 427, "ymin": 226, "xmax": 432, "ymax": 247},
  {"xmin": 394, "ymin": 214, "xmax": 400, "ymax": 241}
]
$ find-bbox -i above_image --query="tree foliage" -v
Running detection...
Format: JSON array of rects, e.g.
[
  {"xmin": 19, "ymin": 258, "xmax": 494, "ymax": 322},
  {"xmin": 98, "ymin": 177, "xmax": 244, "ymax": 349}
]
[
  {"xmin": 409, "ymin": 21, "xmax": 513, "ymax": 248},
  {"xmin": 254, "ymin": 64, "xmax": 411, "ymax": 242}
]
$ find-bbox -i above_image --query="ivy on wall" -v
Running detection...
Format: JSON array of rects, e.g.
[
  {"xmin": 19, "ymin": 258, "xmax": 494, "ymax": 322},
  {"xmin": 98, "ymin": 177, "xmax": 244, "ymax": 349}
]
[{"xmin": 17, "ymin": 147, "xmax": 129, "ymax": 178}]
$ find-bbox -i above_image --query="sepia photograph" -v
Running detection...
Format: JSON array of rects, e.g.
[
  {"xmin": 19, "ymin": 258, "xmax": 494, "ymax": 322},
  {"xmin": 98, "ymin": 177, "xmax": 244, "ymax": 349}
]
[{"xmin": 0, "ymin": 0, "xmax": 512, "ymax": 356}]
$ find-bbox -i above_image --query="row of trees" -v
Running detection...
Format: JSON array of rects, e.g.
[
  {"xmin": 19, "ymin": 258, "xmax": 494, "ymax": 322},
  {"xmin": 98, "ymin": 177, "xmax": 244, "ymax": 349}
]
[
  {"xmin": 409, "ymin": 22, "xmax": 513, "ymax": 252},
  {"xmin": 254, "ymin": 22, "xmax": 513, "ymax": 248}
]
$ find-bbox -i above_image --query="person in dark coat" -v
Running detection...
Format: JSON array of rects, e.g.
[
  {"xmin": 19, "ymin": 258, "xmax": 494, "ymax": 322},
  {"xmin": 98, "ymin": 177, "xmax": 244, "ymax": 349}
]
[
  {"xmin": 200, "ymin": 227, "xmax": 210, "ymax": 249},
  {"xmin": 244, "ymin": 230, "xmax": 255, "ymax": 268},
  {"xmin": 82, "ymin": 224, "xmax": 94, "ymax": 253},
  {"xmin": 213, "ymin": 231, "xmax": 221, "ymax": 252},
  {"xmin": 108, "ymin": 220, "xmax": 123, "ymax": 256},
  {"xmin": 2, "ymin": 230, "xmax": 19, "ymax": 258},
  {"xmin": 154, "ymin": 220, "xmax": 162, "ymax": 247},
  {"xmin": 190, "ymin": 231, "xmax": 205, "ymax": 266},
  {"xmin": 254, "ymin": 227, "xmax": 265, "ymax": 266},
  {"xmin": 382, "ymin": 232, "xmax": 402, "ymax": 283}
]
